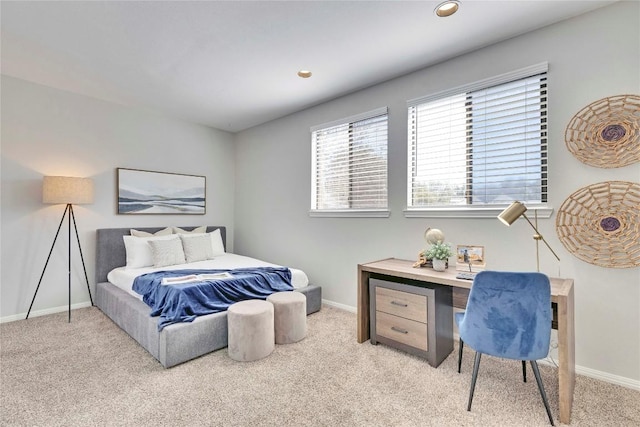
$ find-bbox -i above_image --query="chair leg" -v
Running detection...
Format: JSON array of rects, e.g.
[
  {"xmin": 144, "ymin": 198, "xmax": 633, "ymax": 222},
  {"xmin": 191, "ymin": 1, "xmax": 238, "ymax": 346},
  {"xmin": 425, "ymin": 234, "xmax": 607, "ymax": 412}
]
[
  {"xmin": 530, "ymin": 360, "xmax": 555, "ymax": 426},
  {"xmin": 457, "ymin": 338, "xmax": 464, "ymax": 373},
  {"xmin": 522, "ymin": 360, "xmax": 527, "ymax": 382},
  {"xmin": 467, "ymin": 351, "xmax": 482, "ymax": 411}
]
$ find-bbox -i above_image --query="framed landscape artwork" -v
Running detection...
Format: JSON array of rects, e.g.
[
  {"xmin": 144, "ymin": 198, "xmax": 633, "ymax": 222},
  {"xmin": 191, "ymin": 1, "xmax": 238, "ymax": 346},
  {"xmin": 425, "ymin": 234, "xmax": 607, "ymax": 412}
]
[{"xmin": 117, "ymin": 168, "xmax": 206, "ymax": 214}]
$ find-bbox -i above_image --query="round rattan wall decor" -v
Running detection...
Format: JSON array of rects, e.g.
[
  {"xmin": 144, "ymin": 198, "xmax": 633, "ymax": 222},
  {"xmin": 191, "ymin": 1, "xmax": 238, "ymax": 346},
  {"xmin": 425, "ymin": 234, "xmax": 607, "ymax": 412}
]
[
  {"xmin": 556, "ymin": 181, "xmax": 640, "ymax": 268},
  {"xmin": 565, "ymin": 94, "xmax": 640, "ymax": 168}
]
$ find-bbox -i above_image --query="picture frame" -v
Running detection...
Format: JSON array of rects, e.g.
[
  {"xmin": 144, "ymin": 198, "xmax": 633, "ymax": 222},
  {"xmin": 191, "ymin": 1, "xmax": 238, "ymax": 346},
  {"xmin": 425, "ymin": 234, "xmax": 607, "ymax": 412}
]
[
  {"xmin": 456, "ymin": 245, "xmax": 486, "ymax": 272},
  {"xmin": 117, "ymin": 168, "xmax": 206, "ymax": 215}
]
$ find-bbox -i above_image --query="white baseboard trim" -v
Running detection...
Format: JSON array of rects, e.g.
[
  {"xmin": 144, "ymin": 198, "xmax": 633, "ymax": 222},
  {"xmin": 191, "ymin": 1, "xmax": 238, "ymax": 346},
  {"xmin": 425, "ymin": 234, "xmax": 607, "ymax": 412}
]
[
  {"xmin": 574, "ymin": 365, "xmax": 640, "ymax": 391},
  {"xmin": 538, "ymin": 358, "xmax": 640, "ymax": 391},
  {"xmin": 322, "ymin": 298, "xmax": 356, "ymax": 313},
  {"xmin": 323, "ymin": 299, "xmax": 640, "ymax": 392},
  {"xmin": 0, "ymin": 302, "xmax": 93, "ymax": 324}
]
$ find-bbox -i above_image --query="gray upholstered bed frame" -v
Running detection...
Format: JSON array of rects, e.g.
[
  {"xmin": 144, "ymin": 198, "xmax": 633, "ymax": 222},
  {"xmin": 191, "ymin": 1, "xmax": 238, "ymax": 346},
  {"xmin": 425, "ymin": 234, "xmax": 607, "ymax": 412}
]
[{"xmin": 95, "ymin": 226, "xmax": 322, "ymax": 368}]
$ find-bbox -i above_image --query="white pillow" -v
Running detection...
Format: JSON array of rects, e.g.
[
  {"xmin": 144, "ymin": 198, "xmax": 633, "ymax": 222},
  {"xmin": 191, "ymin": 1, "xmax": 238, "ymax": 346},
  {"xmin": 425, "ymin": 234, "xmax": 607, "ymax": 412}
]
[
  {"xmin": 175, "ymin": 228, "xmax": 225, "ymax": 262},
  {"xmin": 148, "ymin": 237, "xmax": 187, "ymax": 267},
  {"xmin": 130, "ymin": 227, "xmax": 172, "ymax": 237},
  {"xmin": 172, "ymin": 225, "xmax": 207, "ymax": 234},
  {"xmin": 123, "ymin": 234, "xmax": 177, "ymax": 268},
  {"xmin": 180, "ymin": 234, "xmax": 215, "ymax": 263},
  {"xmin": 209, "ymin": 228, "xmax": 225, "ymax": 255}
]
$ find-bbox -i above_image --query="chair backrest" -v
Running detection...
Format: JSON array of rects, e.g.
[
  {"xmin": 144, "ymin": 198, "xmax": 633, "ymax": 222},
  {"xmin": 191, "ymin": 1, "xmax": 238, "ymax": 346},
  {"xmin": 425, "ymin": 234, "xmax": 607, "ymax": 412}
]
[{"xmin": 459, "ymin": 271, "xmax": 552, "ymax": 361}]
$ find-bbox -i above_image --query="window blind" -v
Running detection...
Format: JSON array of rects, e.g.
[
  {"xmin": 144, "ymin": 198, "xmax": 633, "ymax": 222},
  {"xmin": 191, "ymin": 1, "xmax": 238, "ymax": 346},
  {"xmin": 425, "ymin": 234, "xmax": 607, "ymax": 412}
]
[
  {"xmin": 311, "ymin": 107, "xmax": 388, "ymax": 211},
  {"xmin": 407, "ymin": 64, "xmax": 548, "ymax": 208}
]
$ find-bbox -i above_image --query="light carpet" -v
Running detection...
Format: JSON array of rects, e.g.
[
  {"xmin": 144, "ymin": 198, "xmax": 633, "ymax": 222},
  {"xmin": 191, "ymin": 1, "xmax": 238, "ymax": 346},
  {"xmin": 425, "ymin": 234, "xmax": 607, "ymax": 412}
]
[{"xmin": 1, "ymin": 306, "xmax": 638, "ymax": 426}]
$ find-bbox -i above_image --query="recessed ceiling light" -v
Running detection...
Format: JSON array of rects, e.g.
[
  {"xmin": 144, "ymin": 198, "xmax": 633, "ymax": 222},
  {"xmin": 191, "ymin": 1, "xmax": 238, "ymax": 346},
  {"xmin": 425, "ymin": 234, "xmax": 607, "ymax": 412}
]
[
  {"xmin": 297, "ymin": 70, "xmax": 312, "ymax": 78},
  {"xmin": 434, "ymin": 1, "xmax": 460, "ymax": 17}
]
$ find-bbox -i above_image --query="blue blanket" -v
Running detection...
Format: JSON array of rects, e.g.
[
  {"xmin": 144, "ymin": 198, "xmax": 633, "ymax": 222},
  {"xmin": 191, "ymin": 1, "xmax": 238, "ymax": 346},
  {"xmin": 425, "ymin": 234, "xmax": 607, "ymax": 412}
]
[{"xmin": 132, "ymin": 267, "xmax": 293, "ymax": 331}]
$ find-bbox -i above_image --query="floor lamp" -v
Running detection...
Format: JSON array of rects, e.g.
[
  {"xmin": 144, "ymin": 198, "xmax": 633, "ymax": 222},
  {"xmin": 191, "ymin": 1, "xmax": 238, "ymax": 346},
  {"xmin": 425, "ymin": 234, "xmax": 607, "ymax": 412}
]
[
  {"xmin": 26, "ymin": 176, "xmax": 94, "ymax": 322},
  {"xmin": 497, "ymin": 201, "xmax": 560, "ymax": 272}
]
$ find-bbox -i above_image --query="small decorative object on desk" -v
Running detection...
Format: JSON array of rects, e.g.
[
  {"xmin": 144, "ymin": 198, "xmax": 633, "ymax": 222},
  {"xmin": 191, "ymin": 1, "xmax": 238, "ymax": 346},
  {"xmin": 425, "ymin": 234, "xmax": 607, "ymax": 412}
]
[
  {"xmin": 413, "ymin": 228, "xmax": 453, "ymax": 271},
  {"xmin": 414, "ymin": 257, "xmax": 448, "ymax": 269},
  {"xmin": 424, "ymin": 228, "xmax": 445, "ymax": 245},
  {"xmin": 424, "ymin": 242, "xmax": 453, "ymax": 271},
  {"xmin": 413, "ymin": 227, "xmax": 442, "ymax": 268},
  {"xmin": 456, "ymin": 245, "xmax": 486, "ymax": 273}
]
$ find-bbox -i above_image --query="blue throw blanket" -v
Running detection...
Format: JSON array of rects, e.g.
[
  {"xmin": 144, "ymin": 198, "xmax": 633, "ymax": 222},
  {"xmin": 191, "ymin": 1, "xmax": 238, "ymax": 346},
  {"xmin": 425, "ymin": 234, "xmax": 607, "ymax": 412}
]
[{"xmin": 133, "ymin": 267, "xmax": 293, "ymax": 331}]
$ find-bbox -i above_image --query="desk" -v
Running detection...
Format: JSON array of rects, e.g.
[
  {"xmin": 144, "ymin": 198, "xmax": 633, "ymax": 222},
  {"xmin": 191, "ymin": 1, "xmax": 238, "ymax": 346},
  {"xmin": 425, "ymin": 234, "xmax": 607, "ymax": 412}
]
[{"xmin": 357, "ymin": 258, "xmax": 575, "ymax": 425}]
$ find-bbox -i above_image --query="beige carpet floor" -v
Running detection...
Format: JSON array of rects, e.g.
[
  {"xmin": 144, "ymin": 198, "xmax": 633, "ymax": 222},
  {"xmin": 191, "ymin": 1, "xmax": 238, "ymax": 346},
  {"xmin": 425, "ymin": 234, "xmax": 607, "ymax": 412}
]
[{"xmin": 1, "ymin": 305, "xmax": 638, "ymax": 427}]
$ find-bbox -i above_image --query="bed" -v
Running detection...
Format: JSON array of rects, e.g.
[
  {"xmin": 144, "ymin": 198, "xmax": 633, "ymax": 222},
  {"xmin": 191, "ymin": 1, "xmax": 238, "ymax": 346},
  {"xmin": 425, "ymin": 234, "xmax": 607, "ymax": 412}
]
[{"xmin": 94, "ymin": 226, "xmax": 322, "ymax": 368}]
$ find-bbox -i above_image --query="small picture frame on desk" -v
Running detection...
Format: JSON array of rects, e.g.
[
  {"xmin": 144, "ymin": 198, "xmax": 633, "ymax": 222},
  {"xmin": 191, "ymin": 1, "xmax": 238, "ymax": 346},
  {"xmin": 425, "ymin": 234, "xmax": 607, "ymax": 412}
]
[{"xmin": 456, "ymin": 245, "xmax": 486, "ymax": 273}]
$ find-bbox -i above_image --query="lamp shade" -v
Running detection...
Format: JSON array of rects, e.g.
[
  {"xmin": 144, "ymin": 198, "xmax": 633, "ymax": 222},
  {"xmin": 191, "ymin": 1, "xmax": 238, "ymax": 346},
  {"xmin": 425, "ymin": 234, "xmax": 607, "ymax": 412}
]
[
  {"xmin": 498, "ymin": 201, "xmax": 527, "ymax": 226},
  {"xmin": 42, "ymin": 176, "xmax": 94, "ymax": 205}
]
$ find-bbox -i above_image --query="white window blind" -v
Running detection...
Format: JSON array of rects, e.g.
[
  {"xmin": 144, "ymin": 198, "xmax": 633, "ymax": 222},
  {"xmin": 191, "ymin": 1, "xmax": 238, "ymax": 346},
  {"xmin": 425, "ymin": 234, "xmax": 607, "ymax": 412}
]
[
  {"xmin": 407, "ymin": 63, "xmax": 548, "ymax": 209},
  {"xmin": 311, "ymin": 107, "xmax": 388, "ymax": 213}
]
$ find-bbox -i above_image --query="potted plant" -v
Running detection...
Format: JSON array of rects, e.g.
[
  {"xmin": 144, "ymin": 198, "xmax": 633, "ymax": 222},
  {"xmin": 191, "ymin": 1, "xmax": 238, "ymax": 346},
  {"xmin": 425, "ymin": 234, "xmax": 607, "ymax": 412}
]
[{"xmin": 424, "ymin": 241, "xmax": 453, "ymax": 271}]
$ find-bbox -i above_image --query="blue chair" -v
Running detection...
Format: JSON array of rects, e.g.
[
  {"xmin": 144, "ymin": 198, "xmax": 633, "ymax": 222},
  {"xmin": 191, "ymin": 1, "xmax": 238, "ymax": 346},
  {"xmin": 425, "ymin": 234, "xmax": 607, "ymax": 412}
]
[{"xmin": 455, "ymin": 271, "xmax": 554, "ymax": 426}]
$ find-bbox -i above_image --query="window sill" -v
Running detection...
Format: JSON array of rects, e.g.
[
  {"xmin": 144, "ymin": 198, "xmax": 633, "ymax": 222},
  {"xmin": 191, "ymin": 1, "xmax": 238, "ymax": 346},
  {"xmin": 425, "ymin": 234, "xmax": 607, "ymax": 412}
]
[
  {"xmin": 309, "ymin": 209, "xmax": 391, "ymax": 218},
  {"xmin": 403, "ymin": 206, "xmax": 554, "ymax": 219}
]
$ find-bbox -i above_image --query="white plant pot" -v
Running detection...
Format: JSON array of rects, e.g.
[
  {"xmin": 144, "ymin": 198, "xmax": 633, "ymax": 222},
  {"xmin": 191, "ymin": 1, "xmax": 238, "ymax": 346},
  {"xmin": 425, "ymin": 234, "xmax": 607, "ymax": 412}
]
[{"xmin": 432, "ymin": 258, "xmax": 447, "ymax": 272}]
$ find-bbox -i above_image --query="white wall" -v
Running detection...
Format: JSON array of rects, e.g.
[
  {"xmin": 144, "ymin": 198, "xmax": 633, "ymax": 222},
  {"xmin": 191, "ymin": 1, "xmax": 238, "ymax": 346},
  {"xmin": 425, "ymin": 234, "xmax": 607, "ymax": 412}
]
[
  {"xmin": 1, "ymin": 76, "xmax": 236, "ymax": 319},
  {"xmin": 234, "ymin": 2, "xmax": 640, "ymax": 383}
]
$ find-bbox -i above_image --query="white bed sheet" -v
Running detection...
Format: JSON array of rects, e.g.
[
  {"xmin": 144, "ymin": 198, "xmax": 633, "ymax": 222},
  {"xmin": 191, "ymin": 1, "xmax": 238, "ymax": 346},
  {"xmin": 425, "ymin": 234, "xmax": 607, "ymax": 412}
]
[{"xmin": 107, "ymin": 253, "xmax": 310, "ymax": 300}]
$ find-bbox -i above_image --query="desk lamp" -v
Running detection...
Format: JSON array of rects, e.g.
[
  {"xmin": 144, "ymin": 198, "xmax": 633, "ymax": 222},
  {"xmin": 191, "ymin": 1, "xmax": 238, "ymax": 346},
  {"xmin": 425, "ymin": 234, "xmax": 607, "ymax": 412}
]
[
  {"xmin": 498, "ymin": 201, "xmax": 560, "ymax": 272},
  {"xmin": 26, "ymin": 176, "xmax": 94, "ymax": 322}
]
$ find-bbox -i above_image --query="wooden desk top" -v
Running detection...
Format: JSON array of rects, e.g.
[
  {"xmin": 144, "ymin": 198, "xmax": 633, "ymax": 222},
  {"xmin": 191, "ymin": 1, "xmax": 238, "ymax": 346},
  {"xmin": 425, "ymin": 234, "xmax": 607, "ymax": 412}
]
[{"xmin": 359, "ymin": 258, "xmax": 574, "ymax": 302}]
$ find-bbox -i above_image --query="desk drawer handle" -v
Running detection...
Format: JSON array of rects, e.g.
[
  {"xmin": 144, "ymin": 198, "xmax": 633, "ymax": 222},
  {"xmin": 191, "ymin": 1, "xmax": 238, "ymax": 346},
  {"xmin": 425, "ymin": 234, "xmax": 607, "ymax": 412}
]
[
  {"xmin": 391, "ymin": 326, "xmax": 409, "ymax": 334},
  {"xmin": 391, "ymin": 300, "xmax": 408, "ymax": 307}
]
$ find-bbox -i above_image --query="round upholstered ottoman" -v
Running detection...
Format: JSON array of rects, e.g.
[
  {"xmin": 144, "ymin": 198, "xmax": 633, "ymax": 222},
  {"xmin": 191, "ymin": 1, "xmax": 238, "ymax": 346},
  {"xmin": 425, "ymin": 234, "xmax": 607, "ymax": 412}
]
[
  {"xmin": 266, "ymin": 291, "xmax": 307, "ymax": 344},
  {"xmin": 227, "ymin": 300, "xmax": 274, "ymax": 362}
]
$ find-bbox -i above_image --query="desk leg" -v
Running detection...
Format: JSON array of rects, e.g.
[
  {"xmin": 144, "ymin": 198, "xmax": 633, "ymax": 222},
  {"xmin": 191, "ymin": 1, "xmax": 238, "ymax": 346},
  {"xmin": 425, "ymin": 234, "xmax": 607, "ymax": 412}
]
[
  {"xmin": 557, "ymin": 286, "xmax": 576, "ymax": 424},
  {"xmin": 357, "ymin": 267, "xmax": 370, "ymax": 343}
]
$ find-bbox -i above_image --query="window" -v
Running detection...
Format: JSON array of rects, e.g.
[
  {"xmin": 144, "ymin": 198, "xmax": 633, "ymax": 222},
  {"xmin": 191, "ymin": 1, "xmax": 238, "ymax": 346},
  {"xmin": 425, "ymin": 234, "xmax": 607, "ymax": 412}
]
[
  {"xmin": 407, "ymin": 63, "xmax": 548, "ymax": 214},
  {"xmin": 311, "ymin": 107, "xmax": 388, "ymax": 217}
]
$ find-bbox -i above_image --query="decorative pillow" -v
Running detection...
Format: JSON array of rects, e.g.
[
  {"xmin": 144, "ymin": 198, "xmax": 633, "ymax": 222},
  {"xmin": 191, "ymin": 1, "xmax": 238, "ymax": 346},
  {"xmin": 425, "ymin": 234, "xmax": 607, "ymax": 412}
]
[
  {"xmin": 180, "ymin": 234, "xmax": 215, "ymax": 263},
  {"xmin": 148, "ymin": 237, "xmax": 186, "ymax": 267},
  {"xmin": 209, "ymin": 228, "xmax": 225, "ymax": 255},
  {"xmin": 123, "ymin": 234, "xmax": 177, "ymax": 268},
  {"xmin": 130, "ymin": 227, "xmax": 173, "ymax": 237},
  {"xmin": 175, "ymin": 228, "xmax": 225, "ymax": 260},
  {"xmin": 172, "ymin": 225, "xmax": 207, "ymax": 235}
]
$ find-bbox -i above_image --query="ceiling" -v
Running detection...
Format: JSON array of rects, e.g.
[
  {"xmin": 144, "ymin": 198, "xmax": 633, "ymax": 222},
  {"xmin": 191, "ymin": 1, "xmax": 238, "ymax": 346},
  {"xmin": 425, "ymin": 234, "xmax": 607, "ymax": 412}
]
[{"xmin": 1, "ymin": 1, "xmax": 617, "ymax": 133}]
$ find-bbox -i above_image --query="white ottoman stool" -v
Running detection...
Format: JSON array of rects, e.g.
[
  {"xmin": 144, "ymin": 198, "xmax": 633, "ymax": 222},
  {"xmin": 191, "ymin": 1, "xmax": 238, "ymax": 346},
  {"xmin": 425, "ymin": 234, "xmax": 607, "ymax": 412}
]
[
  {"xmin": 267, "ymin": 291, "xmax": 307, "ymax": 344},
  {"xmin": 227, "ymin": 299, "xmax": 274, "ymax": 362}
]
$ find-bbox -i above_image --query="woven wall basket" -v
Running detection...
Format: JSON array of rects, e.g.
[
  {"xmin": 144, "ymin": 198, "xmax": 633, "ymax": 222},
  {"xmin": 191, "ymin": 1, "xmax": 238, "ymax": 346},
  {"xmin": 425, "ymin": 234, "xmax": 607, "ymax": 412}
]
[
  {"xmin": 556, "ymin": 181, "xmax": 640, "ymax": 268},
  {"xmin": 565, "ymin": 94, "xmax": 640, "ymax": 168}
]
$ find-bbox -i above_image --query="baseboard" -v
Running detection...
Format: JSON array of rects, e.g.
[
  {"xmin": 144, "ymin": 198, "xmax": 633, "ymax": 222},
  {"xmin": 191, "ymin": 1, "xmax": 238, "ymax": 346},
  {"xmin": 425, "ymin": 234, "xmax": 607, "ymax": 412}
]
[
  {"xmin": 575, "ymin": 365, "xmax": 640, "ymax": 391},
  {"xmin": 538, "ymin": 357, "xmax": 640, "ymax": 390},
  {"xmin": 0, "ymin": 301, "xmax": 93, "ymax": 323},
  {"xmin": 322, "ymin": 298, "xmax": 356, "ymax": 313}
]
